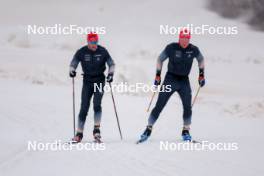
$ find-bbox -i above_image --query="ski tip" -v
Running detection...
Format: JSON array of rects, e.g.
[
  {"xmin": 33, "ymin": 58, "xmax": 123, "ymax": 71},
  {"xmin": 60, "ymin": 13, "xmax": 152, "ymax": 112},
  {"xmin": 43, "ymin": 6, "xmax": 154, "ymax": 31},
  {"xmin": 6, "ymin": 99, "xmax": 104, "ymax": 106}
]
[
  {"xmin": 57, "ymin": 140, "xmax": 79, "ymax": 145},
  {"xmin": 93, "ymin": 137, "xmax": 103, "ymax": 143},
  {"xmin": 136, "ymin": 139, "xmax": 142, "ymax": 144},
  {"xmin": 191, "ymin": 140, "xmax": 202, "ymax": 144},
  {"xmin": 182, "ymin": 139, "xmax": 202, "ymax": 144},
  {"xmin": 93, "ymin": 140, "xmax": 103, "ymax": 143},
  {"xmin": 136, "ymin": 138, "xmax": 146, "ymax": 144},
  {"xmin": 68, "ymin": 140, "xmax": 80, "ymax": 144}
]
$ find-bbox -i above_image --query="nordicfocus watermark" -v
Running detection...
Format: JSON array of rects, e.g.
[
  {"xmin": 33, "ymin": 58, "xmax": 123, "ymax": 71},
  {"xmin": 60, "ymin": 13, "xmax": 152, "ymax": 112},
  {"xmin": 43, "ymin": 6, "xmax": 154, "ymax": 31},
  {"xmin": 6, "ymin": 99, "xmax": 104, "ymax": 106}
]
[
  {"xmin": 160, "ymin": 141, "xmax": 239, "ymax": 151},
  {"xmin": 94, "ymin": 82, "xmax": 171, "ymax": 93},
  {"xmin": 27, "ymin": 24, "xmax": 106, "ymax": 35},
  {"xmin": 160, "ymin": 24, "xmax": 238, "ymax": 35},
  {"xmin": 27, "ymin": 140, "xmax": 106, "ymax": 151}
]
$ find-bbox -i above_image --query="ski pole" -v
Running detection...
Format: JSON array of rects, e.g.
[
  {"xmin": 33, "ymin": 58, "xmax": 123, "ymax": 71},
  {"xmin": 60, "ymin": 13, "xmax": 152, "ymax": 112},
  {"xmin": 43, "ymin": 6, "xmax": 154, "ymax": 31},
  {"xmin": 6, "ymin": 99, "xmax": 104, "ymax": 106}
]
[
  {"xmin": 146, "ymin": 91, "xmax": 156, "ymax": 112},
  {"xmin": 109, "ymin": 82, "xmax": 123, "ymax": 140},
  {"xmin": 191, "ymin": 86, "xmax": 201, "ymax": 108},
  {"xmin": 72, "ymin": 77, "xmax": 76, "ymax": 137}
]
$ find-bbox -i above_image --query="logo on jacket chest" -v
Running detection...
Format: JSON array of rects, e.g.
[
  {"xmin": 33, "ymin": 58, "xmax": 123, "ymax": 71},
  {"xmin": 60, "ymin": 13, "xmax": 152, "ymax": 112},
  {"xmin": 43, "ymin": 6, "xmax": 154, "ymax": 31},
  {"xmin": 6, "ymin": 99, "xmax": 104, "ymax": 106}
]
[
  {"xmin": 84, "ymin": 54, "xmax": 102, "ymax": 61},
  {"xmin": 84, "ymin": 54, "xmax": 91, "ymax": 61},
  {"xmin": 174, "ymin": 50, "xmax": 193, "ymax": 60},
  {"xmin": 175, "ymin": 50, "xmax": 182, "ymax": 58},
  {"xmin": 94, "ymin": 54, "xmax": 102, "ymax": 61},
  {"xmin": 186, "ymin": 51, "xmax": 193, "ymax": 58}
]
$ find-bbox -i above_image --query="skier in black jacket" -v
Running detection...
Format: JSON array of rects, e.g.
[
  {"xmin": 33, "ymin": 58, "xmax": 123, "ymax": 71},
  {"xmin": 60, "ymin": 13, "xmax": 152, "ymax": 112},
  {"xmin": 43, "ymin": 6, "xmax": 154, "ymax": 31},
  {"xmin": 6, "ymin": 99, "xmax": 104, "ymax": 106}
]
[
  {"xmin": 69, "ymin": 33, "xmax": 115, "ymax": 142},
  {"xmin": 139, "ymin": 29, "xmax": 205, "ymax": 142}
]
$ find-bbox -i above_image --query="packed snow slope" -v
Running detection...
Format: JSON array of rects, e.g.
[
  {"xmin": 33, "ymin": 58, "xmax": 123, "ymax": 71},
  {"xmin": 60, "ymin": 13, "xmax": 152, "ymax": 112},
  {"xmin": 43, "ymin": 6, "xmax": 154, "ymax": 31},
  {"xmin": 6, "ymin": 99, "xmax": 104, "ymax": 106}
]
[{"xmin": 0, "ymin": 0, "xmax": 264, "ymax": 176}]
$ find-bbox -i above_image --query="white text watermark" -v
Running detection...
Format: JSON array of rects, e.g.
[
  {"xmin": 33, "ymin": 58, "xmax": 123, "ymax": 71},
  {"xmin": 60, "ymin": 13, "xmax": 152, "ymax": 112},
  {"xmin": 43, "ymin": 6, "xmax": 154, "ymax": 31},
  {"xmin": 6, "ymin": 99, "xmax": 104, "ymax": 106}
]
[
  {"xmin": 27, "ymin": 140, "xmax": 106, "ymax": 151},
  {"xmin": 160, "ymin": 24, "xmax": 238, "ymax": 35},
  {"xmin": 94, "ymin": 82, "xmax": 171, "ymax": 93},
  {"xmin": 27, "ymin": 24, "xmax": 106, "ymax": 35},
  {"xmin": 159, "ymin": 141, "xmax": 239, "ymax": 151}
]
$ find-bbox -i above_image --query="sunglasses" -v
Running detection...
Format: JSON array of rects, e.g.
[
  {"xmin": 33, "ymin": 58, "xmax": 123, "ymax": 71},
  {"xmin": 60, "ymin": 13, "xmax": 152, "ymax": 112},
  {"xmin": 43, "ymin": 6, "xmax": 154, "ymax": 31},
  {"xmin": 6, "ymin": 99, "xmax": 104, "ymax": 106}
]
[{"xmin": 88, "ymin": 41, "xmax": 98, "ymax": 45}]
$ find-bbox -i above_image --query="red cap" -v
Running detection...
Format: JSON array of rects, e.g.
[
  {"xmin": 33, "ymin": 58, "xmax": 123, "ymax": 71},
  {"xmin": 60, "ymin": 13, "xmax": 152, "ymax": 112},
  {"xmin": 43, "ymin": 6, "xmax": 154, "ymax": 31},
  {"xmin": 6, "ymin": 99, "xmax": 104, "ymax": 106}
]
[
  {"xmin": 179, "ymin": 29, "xmax": 191, "ymax": 39},
  {"xmin": 87, "ymin": 33, "xmax": 99, "ymax": 42}
]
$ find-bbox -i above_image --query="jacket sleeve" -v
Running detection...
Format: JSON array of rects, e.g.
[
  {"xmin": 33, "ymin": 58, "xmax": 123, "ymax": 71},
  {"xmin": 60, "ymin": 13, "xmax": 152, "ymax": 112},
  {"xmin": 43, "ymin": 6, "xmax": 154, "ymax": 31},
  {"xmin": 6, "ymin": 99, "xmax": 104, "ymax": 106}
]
[
  {"xmin": 70, "ymin": 50, "xmax": 80, "ymax": 70},
  {"xmin": 156, "ymin": 46, "xmax": 169, "ymax": 73},
  {"xmin": 195, "ymin": 47, "xmax": 205, "ymax": 69},
  {"xmin": 105, "ymin": 49, "xmax": 115, "ymax": 75}
]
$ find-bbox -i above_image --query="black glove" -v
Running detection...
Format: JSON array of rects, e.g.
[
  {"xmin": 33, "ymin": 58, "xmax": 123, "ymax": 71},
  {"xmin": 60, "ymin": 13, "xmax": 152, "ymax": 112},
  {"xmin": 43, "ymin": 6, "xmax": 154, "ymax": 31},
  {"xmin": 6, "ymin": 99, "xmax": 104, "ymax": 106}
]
[
  {"xmin": 69, "ymin": 69, "xmax": 76, "ymax": 78},
  {"xmin": 106, "ymin": 73, "xmax": 113, "ymax": 83},
  {"xmin": 198, "ymin": 68, "xmax": 205, "ymax": 87},
  {"xmin": 154, "ymin": 70, "xmax": 161, "ymax": 86}
]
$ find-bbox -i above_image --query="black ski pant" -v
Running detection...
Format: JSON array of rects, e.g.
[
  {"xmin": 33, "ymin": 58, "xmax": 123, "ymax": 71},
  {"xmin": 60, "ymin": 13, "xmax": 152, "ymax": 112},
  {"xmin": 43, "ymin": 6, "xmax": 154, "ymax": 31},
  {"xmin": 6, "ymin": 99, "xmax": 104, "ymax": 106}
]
[
  {"xmin": 148, "ymin": 73, "xmax": 192, "ymax": 126},
  {"xmin": 77, "ymin": 80, "xmax": 105, "ymax": 132}
]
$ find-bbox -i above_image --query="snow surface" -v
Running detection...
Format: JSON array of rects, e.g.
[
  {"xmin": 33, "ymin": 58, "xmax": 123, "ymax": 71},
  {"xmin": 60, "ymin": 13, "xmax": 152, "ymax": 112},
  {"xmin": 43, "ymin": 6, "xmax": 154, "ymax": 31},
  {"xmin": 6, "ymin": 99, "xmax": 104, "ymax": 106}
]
[{"xmin": 0, "ymin": 0, "xmax": 264, "ymax": 176}]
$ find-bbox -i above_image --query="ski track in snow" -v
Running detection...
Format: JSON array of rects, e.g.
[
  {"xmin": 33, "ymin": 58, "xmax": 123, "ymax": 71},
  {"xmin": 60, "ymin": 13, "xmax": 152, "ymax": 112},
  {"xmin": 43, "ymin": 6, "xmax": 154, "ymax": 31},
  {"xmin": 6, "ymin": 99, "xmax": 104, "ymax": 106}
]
[{"xmin": 0, "ymin": 80, "xmax": 264, "ymax": 176}]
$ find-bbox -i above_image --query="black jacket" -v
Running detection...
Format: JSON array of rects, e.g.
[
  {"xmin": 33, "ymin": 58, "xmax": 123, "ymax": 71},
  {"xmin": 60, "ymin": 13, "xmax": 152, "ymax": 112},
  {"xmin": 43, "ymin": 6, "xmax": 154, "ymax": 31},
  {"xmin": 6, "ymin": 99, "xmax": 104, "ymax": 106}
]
[{"xmin": 70, "ymin": 45, "xmax": 115, "ymax": 82}]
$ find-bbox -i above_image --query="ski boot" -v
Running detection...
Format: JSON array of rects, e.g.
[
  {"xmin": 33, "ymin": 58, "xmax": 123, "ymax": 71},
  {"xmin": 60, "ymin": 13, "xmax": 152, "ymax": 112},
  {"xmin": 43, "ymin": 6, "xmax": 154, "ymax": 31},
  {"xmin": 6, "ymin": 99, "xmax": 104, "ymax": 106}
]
[
  {"xmin": 72, "ymin": 132, "xmax": 83, "ymax": 143},
  {"xmin": 137, "ymin": 126, "xmax": 152, "ymax": 144},
  {"xmin": 181, "ymin": 127, "xmax": 192, "ymax": 141},
  {"xmin": 93, "ymin": 125, "xmax": 102, "ymax": 143}
]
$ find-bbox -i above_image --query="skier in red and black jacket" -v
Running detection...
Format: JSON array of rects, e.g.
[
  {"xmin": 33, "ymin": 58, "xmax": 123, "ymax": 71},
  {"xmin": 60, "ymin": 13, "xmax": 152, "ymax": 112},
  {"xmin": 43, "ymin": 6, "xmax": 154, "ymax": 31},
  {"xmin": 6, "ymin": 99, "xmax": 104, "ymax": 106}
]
[{"xmin": 138, "ymin": 29, "xmax": 205, "ymax": 143}]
